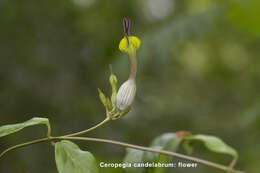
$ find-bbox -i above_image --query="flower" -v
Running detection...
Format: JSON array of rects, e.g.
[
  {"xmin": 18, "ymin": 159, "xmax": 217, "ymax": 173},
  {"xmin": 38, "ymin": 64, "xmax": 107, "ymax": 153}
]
[
  {"xmin": 119, "ymin": 17, "xmax": 141, "ymax": 54},
  {"xmin": 116, "ymin": 79, "xmax": 136, "ymax": 110},
  {"xmin": 116, "ymin": 18, "xmax": 140, "ymax": 111}
]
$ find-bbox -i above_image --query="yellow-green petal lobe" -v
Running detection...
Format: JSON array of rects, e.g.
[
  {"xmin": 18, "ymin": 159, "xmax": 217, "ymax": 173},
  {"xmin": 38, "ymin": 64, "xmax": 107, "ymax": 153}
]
[{"xmin": 119, "ymin": 36, "xmax": 141, "ymax": 53}]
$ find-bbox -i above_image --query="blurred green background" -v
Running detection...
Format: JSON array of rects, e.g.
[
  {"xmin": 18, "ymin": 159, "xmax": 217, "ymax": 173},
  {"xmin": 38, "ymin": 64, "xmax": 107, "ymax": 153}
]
[{"xmin": 0, "ymin": 0, "xmax": 259, "ymax": 172}]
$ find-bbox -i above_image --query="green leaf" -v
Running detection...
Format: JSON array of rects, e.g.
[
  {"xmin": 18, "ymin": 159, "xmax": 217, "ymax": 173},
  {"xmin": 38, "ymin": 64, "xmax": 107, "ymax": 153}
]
[
  {"xmin": 182, "ymin": 140, "xmax": 194, "ymax": 155},
  {"xmin": 153, "ymin": 154, "xmax": 171, "ymax": 173},
  {"xmin": 124, "ymin": 132, "xmax": 186, "ymax": 173},
  {"xmin": 0, "ymin": 117, "xmax": 49, "ymax": 138},
  {"xmin": 184, "ymin": 134, "xmax": 238, "ymax": 158},
  {"xmin": 142, "ymin": 146, "xmax": 162, "ymax": 162},
  {"xmin": 123, "ymin": 132, "xmax": 189, "ymax": 173},
  {"xmin": 144, "ymin": 133, "xmax": 183, "ymax": 173},
  {"xmin": 123, "ymin": 148, "xmax": 146, "ymax": 173},
  {"xmin": 55, "ymin": 140, "xmax": 99, "ymax": 173},
  {"xmin": 143, "ymin": 133, "xmax": 182, "ymax": 162},
  {"xmin": 151, "ymin": 133, "xmax": 181, "ymax": 149}
]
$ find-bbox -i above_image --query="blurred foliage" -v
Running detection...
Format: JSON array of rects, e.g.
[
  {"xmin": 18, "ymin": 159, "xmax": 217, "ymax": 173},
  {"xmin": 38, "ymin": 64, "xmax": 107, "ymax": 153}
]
[{"xmin": 0, "ymin": 0, "xmax": 259, "ymax": 172}]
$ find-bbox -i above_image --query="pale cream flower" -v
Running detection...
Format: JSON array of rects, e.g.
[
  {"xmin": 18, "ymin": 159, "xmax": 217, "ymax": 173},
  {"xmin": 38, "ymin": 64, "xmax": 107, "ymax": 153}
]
[{"xmin": 116, "ymin": 79, "xmax": 136, "ymax": 110}]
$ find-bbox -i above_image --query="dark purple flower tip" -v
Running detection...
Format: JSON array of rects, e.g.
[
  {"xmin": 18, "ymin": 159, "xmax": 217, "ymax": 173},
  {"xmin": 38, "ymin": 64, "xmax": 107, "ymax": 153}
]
[{"xmin": 123, "ymin": 17, "xmax": 131, "ymax": 37}]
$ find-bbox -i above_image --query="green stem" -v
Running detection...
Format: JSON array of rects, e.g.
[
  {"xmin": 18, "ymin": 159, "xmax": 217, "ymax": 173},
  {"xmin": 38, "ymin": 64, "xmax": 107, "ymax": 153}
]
[
  {"xmin": 0, "ymin": 135, "xmax": 245, "ymax": 173},
  {"xmin": 62, "ymin": 117, "xmax": 110, "ymax": 137},
  {"xmin": 0, "ymin": 137, "xmax": 50, "ymax": 158},
  {"xmin": 47, "ymin": 122, "xmax": 52, "ymax": 139},
  {"xmin": 0, "ymin": 118, "xmax": 111, "ymax": 159},
  {"xmin": 53, "ymin": 136, "xmax": 245, "ymax": 173},
  {"xmin": 0, "ymin": 118, "xmax": 246, "ymax": 173},
  {"xmin": 228, "ymin": 157, "xmax": 238, "ymax": 173}
]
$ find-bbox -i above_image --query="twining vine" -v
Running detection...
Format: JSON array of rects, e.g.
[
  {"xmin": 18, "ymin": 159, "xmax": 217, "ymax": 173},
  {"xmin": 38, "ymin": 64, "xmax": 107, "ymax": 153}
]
[{"xmin": 0, "ymin": 18, "xmax": 246, "ymax": 173}]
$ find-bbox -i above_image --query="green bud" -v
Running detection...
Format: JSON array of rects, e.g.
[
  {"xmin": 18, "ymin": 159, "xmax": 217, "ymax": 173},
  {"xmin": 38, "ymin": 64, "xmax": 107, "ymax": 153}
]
[
  {"xmin": 106, "ymin": 97, "xmax": 112, "ymax": 111},
  {"xmin": 109, "ymin": 72, "xmax": 117, "ymax": 87},
  {"xmin": 111, "ymin": 93, "xmax": 117, "ymax": 107},
  {"xmin": 109, "ymin": 66, "xmax": 118, "ymax": 105},
  {"xmin": 110, "ymin": 74, "xmax": 117, "ymax": 93},
  {"xmin": 98, "ymin": 88, "xmax": 107, "ymax": 108}
]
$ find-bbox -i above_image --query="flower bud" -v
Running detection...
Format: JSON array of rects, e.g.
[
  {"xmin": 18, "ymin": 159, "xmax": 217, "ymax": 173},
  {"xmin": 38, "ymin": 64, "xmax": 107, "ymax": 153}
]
[
  {"xmin": 98, "ymin": 88, "xmax": 107, "ymax": 108},
  {"xmin": 116, "ymin": 79, "xmax": 136, "ymax": 110},
  {"xmin": 109, "ymin": 73, "xmax": 118, "ymax": 88},
  {"xmin": 109, "ymin": 73, "xmax": 117, "ymax": 104}
]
